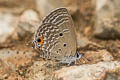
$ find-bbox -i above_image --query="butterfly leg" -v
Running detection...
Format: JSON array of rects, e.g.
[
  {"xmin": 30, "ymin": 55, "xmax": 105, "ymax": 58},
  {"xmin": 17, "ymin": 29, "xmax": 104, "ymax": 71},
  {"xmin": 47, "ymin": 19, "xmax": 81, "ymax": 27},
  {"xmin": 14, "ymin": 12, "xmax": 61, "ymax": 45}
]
[{"xmin": 60, "ymin": 52, "xmax": 83, "ymax": 66}]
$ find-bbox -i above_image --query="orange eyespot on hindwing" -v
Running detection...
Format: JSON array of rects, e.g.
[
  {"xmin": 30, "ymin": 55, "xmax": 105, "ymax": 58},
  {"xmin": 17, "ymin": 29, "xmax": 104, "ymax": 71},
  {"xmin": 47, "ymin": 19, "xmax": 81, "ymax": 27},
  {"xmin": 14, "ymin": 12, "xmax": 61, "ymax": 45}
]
[
  {"xmin": 37, "ymin": 37, "xmax": 44, "ymax": 44},
  {"xmin": 36, "ymin": 37, "xmax": 44, "ymax": 50},
  {"xmin": 40, "ymin": 37, "xmax": 44, "ymax": 45}
]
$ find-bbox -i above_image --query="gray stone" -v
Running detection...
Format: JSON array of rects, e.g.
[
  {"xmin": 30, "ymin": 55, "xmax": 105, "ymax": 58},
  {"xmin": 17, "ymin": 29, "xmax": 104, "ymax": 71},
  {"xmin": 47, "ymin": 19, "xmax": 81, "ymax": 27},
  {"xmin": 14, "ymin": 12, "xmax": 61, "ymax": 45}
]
[
  {"xmin": 0, "ymin": 49, "xmax": 36, "ymax": 79},
  {"xmin": 55, "ymin": 61, "xmax": 120, "ymax": 80},
  {"xmin": 12, "ymin": 9, "xmax": 40, "ymax": 40},
  {"xmin": 0, "ymin": 12, "xmax": 17, "ymax": 43},
  {"xmin": 94, "ymin": 0, "xmax": 120, "ymax": 39},
  {"xmin": 35, "ymin": 0, "xmax": 78, "ymax": 17}
]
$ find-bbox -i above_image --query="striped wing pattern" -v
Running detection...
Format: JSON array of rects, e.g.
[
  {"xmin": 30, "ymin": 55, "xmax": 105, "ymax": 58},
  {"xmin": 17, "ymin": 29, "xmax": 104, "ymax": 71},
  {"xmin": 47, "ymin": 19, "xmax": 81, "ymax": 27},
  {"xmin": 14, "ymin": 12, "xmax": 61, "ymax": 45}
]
[{"xmin": 34, "ymin": 8, "xmax": 77, "ymax": 60}]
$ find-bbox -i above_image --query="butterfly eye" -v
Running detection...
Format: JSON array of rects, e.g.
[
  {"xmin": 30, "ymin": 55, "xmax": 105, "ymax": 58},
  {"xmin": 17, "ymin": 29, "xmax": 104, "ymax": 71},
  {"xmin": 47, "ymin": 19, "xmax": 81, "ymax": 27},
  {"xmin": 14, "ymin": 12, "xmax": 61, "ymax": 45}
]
[{"xmin": 36, "ymin": 37, "xmax": 44, "ymax": 45}]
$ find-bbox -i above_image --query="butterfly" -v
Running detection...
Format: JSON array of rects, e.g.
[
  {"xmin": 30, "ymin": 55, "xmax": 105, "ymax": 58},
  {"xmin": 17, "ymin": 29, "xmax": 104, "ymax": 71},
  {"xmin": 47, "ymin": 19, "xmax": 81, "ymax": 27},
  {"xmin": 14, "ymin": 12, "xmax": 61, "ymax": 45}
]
[{"xmin": 33, "ymin": 8, "xmax": 82, "ymax": 65}]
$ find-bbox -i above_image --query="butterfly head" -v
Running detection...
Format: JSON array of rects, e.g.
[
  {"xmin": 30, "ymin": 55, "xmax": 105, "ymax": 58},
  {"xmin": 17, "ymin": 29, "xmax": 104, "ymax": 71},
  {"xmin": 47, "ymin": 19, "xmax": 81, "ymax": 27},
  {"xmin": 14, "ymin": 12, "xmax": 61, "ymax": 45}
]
[{"xmin": 32, "ymin": 36, "xmax": 44, "ymax": 50}]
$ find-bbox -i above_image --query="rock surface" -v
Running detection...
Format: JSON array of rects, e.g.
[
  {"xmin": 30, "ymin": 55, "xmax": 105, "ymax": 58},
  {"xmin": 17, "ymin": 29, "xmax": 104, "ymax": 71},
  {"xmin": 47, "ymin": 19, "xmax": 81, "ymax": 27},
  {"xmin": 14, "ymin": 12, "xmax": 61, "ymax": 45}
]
[
  {"xmin": 55, "ymin": 61, "xmax": 120, "ymax": 80},
  {"xmin": 13, "ymin": 9, "xmax": 40, "ymax": 40},
  {"xmin": 0, "ymin": 12, "xmax": 17, "ymax": 43},
  {"xmin": 94, "ymin": 0, "xmax": 120, "ymax": 39},
  {"xmin": 0, "ymin": 49, "xmax": 36, "ymax": 79},
  {"xmin": 36, "ymin": 0, "xmax": 78, "ymax": 17}
]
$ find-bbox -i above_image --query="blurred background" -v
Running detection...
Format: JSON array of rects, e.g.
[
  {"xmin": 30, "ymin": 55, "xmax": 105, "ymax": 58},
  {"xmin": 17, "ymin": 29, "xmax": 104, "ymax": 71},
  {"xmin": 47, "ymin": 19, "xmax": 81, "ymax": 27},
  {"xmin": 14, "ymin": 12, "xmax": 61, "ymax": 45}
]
[
  {"xmin": 0, "ymin": 0, "xmax": 95, "ymax": 44},
  {"xmin": 0, "ymin": 0, "xmax": 120, "ymax": 80}
]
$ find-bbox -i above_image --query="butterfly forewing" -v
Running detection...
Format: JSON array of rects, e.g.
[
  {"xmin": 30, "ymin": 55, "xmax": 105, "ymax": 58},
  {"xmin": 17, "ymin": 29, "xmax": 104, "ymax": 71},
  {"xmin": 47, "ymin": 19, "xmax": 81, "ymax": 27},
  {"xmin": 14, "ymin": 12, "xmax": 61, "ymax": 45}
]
[{"xmin": 42, "ymin": 8, "xmax": 69, "ymax": 25}]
